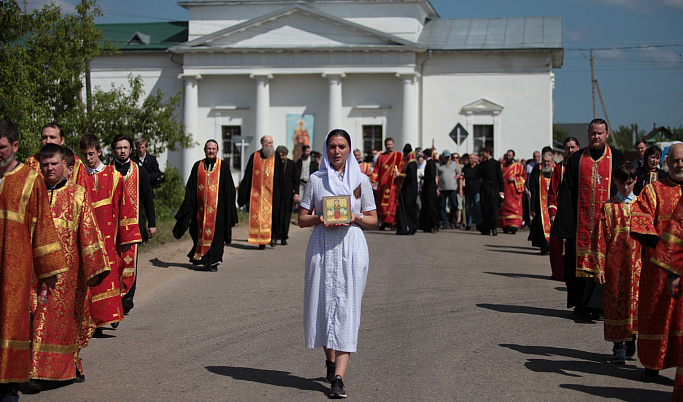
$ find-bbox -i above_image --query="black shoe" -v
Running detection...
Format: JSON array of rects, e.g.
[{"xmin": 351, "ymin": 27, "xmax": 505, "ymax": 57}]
[
  {"xmin": 573, "ymin": 307, "xmax": 593, "ymax": 321},
  {"xmin": 465, "ymin": 225, "xmax": 471, "ymax": 231},
  {"xmin": 325, "ymin": 360, "xmax": 335, "ymax": 383},
  {"xmin": 330, "ymin": 375, "xmax": 347, "ymax": 398},
  {"xmin": 270, "ymin": 238, "xmax": 277, "ymax": 247},
  {"xmin": 509, "ymin": 227, "xmax": 518, "ymax": 235},
  {"xmin": 209, "ymin": 264, "xmax": 218, "ymax": 272},
  {"xmin": 25, "ymin": 380, "xmax": 44, "ymax": 393},
  {"xmin": 111, "ymin": 321, "xmax": 119, "ymax": 329},
  {"xmin": 281, "ymin": 239, "xmax": 287, "ymax": 246},
  {"xmin": 611, "ymin": 343, "xmax": 626, "ymax": 364},
  {"xmin": 93, "ymin": 327, "xmax": 104, "ymax": 337},
  {"xmin": 480, "ymin": 230, "xmax": 488, "ymax": 235},
  {"xmin": 644, "ymin": 368, "xmax": 659, "ymax": 376},
  {"xmin": 73, "ymin": 369, "xmax": 85, "ymax": 383},
  {"xmin": 626, "ymin": 338, "xmax": 636, "ymax": 357},
  {"xmin": 502, "ymin": 228, "xmax": 509, "ymax": 234},
  {"xmin": 592, "ymin": 312, "xmax": 604, "ymax": 321},
  {"xmin": 258, "ymin": 244, "xmax": 266, "ymax": 250},
  {"xmin": 492, "ymin": 229, "xmax": 498, "ymax": 236},
  {"xmin": 122, "ymin": 299, "xmax": 134, "ymax": 315}
]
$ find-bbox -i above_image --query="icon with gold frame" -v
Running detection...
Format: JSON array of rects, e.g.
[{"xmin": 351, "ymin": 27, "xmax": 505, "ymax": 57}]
[{"xmin": 322, "ymin": 195, "xmax": 352, "ymax": 224}]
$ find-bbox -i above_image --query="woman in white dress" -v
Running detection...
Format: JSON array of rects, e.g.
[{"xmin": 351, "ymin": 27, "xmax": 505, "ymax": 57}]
[{"xmin": 298, "ymin": 129, "xmax": 377, "ymax": 398}]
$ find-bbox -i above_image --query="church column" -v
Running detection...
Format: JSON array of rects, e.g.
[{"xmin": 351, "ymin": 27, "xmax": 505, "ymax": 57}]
[
  {"xmin": 323, "ymin": 73, "xmax": 345, "ymax": 133},
  {"xmin": 397, "ymin": 73, "xmax": 418, "ymax": 148},
  {"xmin": 251, "ymin": 74, "xmax": 272, "ymax": 140},
  {"xmin": 181, "ymin": 74, "xmax": 201, "ymax": 180}
]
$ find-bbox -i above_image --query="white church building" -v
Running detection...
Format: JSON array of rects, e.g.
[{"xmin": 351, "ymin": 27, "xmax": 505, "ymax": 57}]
[{"xmin": 93, "ymin": 0, "xmax": 563, "ymax": 181}]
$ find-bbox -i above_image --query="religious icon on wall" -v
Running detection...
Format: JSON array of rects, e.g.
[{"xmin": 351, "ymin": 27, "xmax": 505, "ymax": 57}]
[
  {"xmin": 286, "ymin": 113, "xmax": 314, "ymax": 162},
  {"xmin": 322, "ymin": 195, "xmax": 351, "ymax": 224}
]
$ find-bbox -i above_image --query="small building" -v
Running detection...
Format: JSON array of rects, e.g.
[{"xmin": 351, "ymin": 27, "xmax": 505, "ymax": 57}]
[{"xmin": 92, "ymin": 0, "xmax": 563, "ymax": 182}]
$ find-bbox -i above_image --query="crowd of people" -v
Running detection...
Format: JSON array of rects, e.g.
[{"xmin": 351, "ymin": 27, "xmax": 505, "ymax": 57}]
[{"xmin": 3, "ymin": 116, "xmax": 683, "ymax": 400}]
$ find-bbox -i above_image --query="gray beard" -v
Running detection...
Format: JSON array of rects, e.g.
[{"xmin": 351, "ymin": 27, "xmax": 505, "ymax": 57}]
[
  {"xmin": 0, "ymin": 153, "xmax": 15, "ymax": 168},
  {"xmin": 541, "ymin": 165, "xmax": 553, "ymax": 174},
  {"xmin": 262, "ymin": 146, "xmax": 275, "ymax": 159}
]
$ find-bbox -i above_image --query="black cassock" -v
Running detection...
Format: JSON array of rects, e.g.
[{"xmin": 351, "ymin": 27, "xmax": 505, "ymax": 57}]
[
  {"xmin": 396, "ymin": 160, "xmax": 418, "ymax": 235},
  {"xmin": 477, "ymin": 158, "xmax": 504, "ymax": 234},
  {"xmin": 237, "ymin": 150, "xmax": 285, "ymax": 241},
  {"xmin": 278, "ymin": 158, "xmax": 300, "ymax": 241},
  {"xmin": 173, "ymin": 159, "xmax": 238, "ymax": 266},
  {"xmin": 551, "ymin": 145, "xmax": 625, "ymax": 311},
  {"xmin": 419, "ymin": 158, "xmax": 440, "ymax": 232}
]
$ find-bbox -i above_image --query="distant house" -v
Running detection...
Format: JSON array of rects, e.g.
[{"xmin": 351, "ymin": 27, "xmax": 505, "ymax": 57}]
[
  {"xmin": 643, "ymin": 125, "xmax": 673, "ymax": 145},
  {"xmin": 92, "ymin": 0, "xmax": 564, "ymax": 182}
]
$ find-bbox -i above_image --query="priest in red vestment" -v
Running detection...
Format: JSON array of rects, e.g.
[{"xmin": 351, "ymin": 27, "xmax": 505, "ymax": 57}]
[
  {"xmin": 582, "ymin": 161, "xmax": 641, "ymax": 364},
  {"xmin": 28, "ymin": 144, "xmax": 109, "ymax": 390},
  {"xmin": 528, "ymin": 147, "xmax": 555, "ymax": 255},
  {"xmin": 25, "ymin": 122, "xmax": 87, "ymax": 183},
  {"xmin": 650, "ymin": 195, "xmax": 683, "ymax": 399},
  {"xmin": 174, "ymin": 140, "xmax": 238, "ymax": 270},
  {"xmin": 354, "ymin": 149, "xmax": 373, "ymax": 179},
  {"xmin": 548, "ymin": 137, "xmax": 581, "ymax": 281},
  {"xmin": 631, "ymin": 143, "xmax": 683, "ymax": 375},
  {"xmin": 372, "ymin": 137, "xmax": 403, "ymax": 229},
  {"xmin": 499, "ymin": 149, "xmax": 525, "ymax": 234},
  {"xmin": 238, "ymin": 135, "xmax": 284, "ymax": 249},
  {"xmin": 79, "ymin": 134, "xmax": 141, "ymax": 331},
  {"xmin": 112, "ymin": 134, "xmax": 156, "ymax": 314},
  {"xmin": 0, "ymin": 120, "xmax": 66, "ymax": 399},
  {"xmin": 551, "ymin": 119, "xmax": 626, "ymax": 320}
]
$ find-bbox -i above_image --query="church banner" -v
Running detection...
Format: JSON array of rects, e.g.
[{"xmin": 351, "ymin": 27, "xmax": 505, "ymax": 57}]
[{"xmin": 286, "ymin": 113, "xmax": 314, "ymax": 162}]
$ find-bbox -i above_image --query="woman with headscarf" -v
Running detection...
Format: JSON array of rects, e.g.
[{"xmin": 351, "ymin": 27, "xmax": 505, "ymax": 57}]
[{"xmin": 298, "ymin": 129, "xmax": 378, "ymax": 398}]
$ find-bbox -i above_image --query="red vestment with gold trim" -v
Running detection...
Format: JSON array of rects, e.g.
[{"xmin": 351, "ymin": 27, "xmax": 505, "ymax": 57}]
[
  {"xmin": 359, "ymin": 162, "xmax": 373, "ymax": 179},
  {"xmin": 575, "ymin": 146, "xmax": 613, "ymax": 278},
  {"xmin": 0, "ymin": 164, "xmax": 67, "ymax": 383},
  {"xmin": 498, "ymin": 162, "xmax": 525, "ymax": 228},
  {"xmin": 539, "ymin": 165, "xmax": 554, "ymax": 241},
  {"xmin": 194, "ymin": 159, "xmax": 222, "ymax": 256},
  {"xmin": 631, "ymin": 178, "xmax": 683, "ymax": 370},
  {"xmin": 248, "ymin": 153, "xmax": 275, "ymax": 245},
  {"xmin": 582, "ymin": 196, "xmax": 641, "ymax": 342},
  {"xmin": 650, "ymin": 197, "xmax": 683, "ymax": 398},
  {"xmin": 372, "ymin": 151, "xmax": 403, "ymax": 225},
  {"xmin": 30, "ymin": 181, "xmax": 108, "ymax": 380},
  {"xmin": 548, "ymin": 162, "xmax": 566, "ymax": 280},
  {"xmin": 117, "ymin": 162, "xmax": 140, "ymax": 297},
  {"xmin": 80, "ymin": 165, "xmax": 141, "ymax": 327}
]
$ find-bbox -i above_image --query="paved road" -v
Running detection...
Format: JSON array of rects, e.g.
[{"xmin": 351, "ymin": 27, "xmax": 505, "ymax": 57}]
[{"xmin": 23, "ymin": 224, "xmax": 675, "ymax": 401}]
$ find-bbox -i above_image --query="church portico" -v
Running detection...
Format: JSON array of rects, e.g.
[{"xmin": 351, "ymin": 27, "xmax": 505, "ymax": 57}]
[{"xmin": 94, "ymin": 0, "xmax": 562, "ymax": 181}]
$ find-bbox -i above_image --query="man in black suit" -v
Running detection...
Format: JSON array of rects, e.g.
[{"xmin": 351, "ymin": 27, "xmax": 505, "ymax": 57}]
[
  {"xmin": 296, "ymin": 144, "xmax": 318, "ymax": 199},
  {"xmin": 277, "ymin": 146, "xmax": 300, "ymax": 245},
  {"xmin": 132, "ymin": 138, "xmax": 163, "ymax": 188}
]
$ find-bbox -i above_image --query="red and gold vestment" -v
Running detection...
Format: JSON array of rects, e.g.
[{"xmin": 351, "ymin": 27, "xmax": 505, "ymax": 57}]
[
  {"xmin": 118, "ymin": 162, "xmax": 140, "ymax": 297},
  {"xmin": 80, "ymin": 165, "xmax": 141, "ymax": 327},
  {"xmin": 575, "ymin": 146, "xmax": 613, "ymax": 277},
  {"xmin": 631, "ymin": 178, "xmax": 683, "ymax": 370},
  {"xmin": 582, "ymin": 196, "xmax": 641, "ymax": 342},
  {"xmin": 30, "ymin": 181, "xmax": 109, "ymax": 380},
  {"xmin": 0, "ymin": 164, "xmax": 67, "ymax": 383},
  {"xmin": 248, "ymin": 153, "xmax": 275, "ymax": 245},
  {"xmin": 372, "ymin": 151, "xmax": 403, "ymax": 225},
  {"xmin": 498, "ymin": 162, "xmax": 525, "ymax": 228},
  {"xmin": 194, "ymin": 159, "xmax": 222, "ymax": 256}
]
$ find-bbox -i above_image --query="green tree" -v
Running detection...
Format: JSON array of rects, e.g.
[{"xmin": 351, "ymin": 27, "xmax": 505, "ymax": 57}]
[
  {"xmin": 611, "ymin": 124, "xmax": 646, "ymax": 151},
  {"xmin": 81, "ymin": 75, "xmax": 194, "ymax": 161},
  {"xmin": 0, "ymin": 0, "xmax": 107, "ymax": 160},
  {"xmin": 553, "ymin": 124, "xmax": 569, "ymax": 143}
]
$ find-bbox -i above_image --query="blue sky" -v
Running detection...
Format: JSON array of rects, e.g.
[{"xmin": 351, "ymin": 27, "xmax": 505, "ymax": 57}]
[{"xmin": 29, "ymin": 0, "xmax": 683, "ymax": 131}]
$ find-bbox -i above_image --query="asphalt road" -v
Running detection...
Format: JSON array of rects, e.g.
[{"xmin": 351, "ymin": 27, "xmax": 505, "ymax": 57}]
[{"xmin": 22, "ymin": 224, "xmax": 675, "ymax": 401}]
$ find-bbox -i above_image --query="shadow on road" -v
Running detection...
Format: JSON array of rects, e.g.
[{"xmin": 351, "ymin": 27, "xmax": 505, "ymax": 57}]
[
  {"xmin": 477, "ymin": 303, "xmax": 598, "ymax": 324},
  {"xmin": 228, "ymin": 243, "xmax": 268, "ymax": 250},
  {"xmin": 149, "ymin": 258, "xmax": 197, "ymax": 270},
  {"xmin": 559, "ymin": 384, "xmax": 671, "ymax": 401},
  {"xmin": 483, "ymin": 271, "xmax": 552, "ymax": 280},
  {"xmin": 205, "ymin": 366, "xmax": 328, "ymax": 394},
  {"xmin": 485, "ymin": 244, "xmax": 538, "ymax": 251}
]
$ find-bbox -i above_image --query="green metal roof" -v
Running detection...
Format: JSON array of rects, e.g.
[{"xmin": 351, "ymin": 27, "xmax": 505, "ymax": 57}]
[{"xmin": 97, "ymin": 21, "xmax": 188, "ymax": 51}]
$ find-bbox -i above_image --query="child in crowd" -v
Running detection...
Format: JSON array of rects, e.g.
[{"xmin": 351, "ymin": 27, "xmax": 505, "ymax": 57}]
[{"xmin": 582, "ymin": 161, "xmax": 642, "ymax": 364}]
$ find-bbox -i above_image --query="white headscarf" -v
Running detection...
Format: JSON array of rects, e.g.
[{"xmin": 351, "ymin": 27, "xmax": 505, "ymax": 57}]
[{"xmin": 312, "ymin": 130, "xmax": 365, "ymax": 214}]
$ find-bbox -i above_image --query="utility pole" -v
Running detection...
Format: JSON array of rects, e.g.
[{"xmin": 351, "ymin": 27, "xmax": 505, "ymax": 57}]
[
  {"xmin": 23, "ymin": 0, "xmax": 27, "ymax": 14},
  {"xmin": 83, "ymin": 0, "xmax": 92, "ymax": 114},
  {"xmin": 589, "ymin": 51, "xmax": 618, "ymax": 149}
]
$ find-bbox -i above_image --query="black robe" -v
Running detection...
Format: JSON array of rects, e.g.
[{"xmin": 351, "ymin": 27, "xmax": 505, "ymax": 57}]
[
  {"xmin": 278, "ymin": 158, "xmax": 300, "ymax": 241},
  {"xmin": 551, "ymin": 145, "xmax": 626, "ymax": 311},
  {"xmin": 237, "ymin": 150, "xmax": 284, "ymax": 240},
  {"xmin": 419, "ymin": 158, "xmax": 440, "ymax": 232},
  {"xmin": 396, "ymin": 160, "xmax": 418, "ymax": 235},
  {"xmin": 173, "ymin": 159, "xmax": 238, "ymax": 266},
  {"xmin": 527, "ymin": 164, "xmax": 550, "ymax": 252},
  {"xmin": 478, "ymin": 158, "xmax": 504, "ymax": 233}
]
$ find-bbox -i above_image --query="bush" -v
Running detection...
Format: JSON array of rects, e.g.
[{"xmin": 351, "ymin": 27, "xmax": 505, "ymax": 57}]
[{"xmin": 154, "ymin": 165, "xmax": 185, "ymax": 222}]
